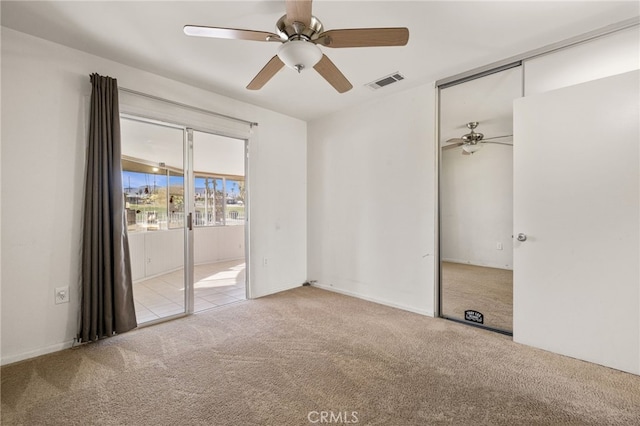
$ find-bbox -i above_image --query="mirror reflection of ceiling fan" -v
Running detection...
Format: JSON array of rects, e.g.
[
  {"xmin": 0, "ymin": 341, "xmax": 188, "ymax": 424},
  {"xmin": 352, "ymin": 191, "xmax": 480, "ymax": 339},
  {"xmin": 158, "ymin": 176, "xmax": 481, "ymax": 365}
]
[
  {"xmin": 183, "ymin": 0, "xmax": 409, "ymax": 93},
  {"xmin": 444, "ymin": 122, "xmax": 513, "ymax": 155}
]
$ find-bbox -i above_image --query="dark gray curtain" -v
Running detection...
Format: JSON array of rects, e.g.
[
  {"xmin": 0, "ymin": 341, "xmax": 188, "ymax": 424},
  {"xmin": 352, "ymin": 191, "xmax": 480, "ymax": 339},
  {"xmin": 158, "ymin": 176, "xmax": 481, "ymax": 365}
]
[{"xmin": 80, "ymin": 73, "xmax": 137, "ymax": 342}]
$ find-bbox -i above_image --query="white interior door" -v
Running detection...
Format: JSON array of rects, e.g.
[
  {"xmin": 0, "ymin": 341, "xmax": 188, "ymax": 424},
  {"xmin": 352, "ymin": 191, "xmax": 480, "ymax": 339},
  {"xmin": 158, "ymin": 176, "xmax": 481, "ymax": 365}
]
[{"xmin": 513, "ymin": 70, "xmax": 639, "ymax": 374}]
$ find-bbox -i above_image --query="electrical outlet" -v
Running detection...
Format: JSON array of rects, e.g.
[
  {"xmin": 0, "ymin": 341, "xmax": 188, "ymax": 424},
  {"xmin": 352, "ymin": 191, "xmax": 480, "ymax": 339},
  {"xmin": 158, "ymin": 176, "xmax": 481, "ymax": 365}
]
[
  {"xmin": 263, "ymin": 257, "xmax": 268, "ymax": 266},
  {"xmin": 496, "ymin": 242, "xmax": 503, "ymax": 250},
  {"xmin": 55, "ymin": 286, "xmax": 70, "ymax": 304}
]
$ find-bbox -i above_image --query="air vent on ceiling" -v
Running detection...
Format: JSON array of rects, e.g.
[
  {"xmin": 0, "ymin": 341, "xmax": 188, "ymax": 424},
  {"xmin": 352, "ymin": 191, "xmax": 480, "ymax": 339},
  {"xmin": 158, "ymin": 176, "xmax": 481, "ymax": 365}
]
[{"xmin": 366, "ymin": 72, "xmax": 405, "ymax": 90}]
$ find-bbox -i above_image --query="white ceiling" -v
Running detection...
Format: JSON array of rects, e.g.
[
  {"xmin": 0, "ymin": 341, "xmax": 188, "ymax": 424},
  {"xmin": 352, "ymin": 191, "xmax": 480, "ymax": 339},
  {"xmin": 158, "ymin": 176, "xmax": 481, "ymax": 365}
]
[
  {"xmin": 1, "ymin": 1, "xmax": 638, "ymax": 121},
  {"xmin": 121, "ymin": 117, "xmax": 246, "ymax": 176}
]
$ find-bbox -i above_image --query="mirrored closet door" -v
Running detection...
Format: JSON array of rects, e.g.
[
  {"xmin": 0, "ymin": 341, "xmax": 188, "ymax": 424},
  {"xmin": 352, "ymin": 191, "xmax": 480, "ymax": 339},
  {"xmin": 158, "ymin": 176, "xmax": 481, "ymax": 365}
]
[{"xmin": 439, "ymin": 66, "xmax": 522, "ymax": 333}]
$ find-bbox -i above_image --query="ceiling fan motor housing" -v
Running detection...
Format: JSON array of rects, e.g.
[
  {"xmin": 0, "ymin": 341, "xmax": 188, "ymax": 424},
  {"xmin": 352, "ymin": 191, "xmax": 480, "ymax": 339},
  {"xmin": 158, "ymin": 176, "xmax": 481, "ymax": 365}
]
[
  {"xmin": 276, "ymin": 14, "xmax": 324, "ymax": 41},
  {"xmin": 275, "ymin": 15, "xmax": 325, "ymax": 72},
  {"xmin": 462, "ymin": 131, "xmax": 484, "ymax": 144},
  {"xmin": 461, "ymin": 121, "xmax": 483, "ymax": 144}
]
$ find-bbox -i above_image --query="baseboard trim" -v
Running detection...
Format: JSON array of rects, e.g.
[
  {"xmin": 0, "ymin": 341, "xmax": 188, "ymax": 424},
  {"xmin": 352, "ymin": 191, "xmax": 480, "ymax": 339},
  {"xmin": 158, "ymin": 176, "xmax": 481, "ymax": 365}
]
[
  {"xmin": 312, "ymin": 283, "xmax": 434, "ymax": 317},
  {"xmin": 441, "ymin": 258, "xmax": 513, "ymax": 270},
  {"xmin": 2, "ymin": 340, "xmax": 75, "ymax": 366},
  {"xmin": 2, "ymin": 282, "xmax": 431, "ymax": 365}
]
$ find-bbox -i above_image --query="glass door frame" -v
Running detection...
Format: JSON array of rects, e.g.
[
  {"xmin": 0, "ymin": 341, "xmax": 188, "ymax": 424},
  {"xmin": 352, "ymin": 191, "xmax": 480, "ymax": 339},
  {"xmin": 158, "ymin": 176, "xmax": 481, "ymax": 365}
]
[
  {"xmin": 435, "ymin": 64, "xmax": 521, "ymax": 337},
  {"xmin": 184, "ymin": 128, "xmax": 194, "ymax": 314},
  {"xmin": 121, "ymin": 113, "xmax": 250, "ymax": 321},
  {"xmin": 187, "ymin": 128, "xmax": 251, "ymax": 312},
  {"xmin": 121, "ymin": 114, "xmax": 190, "ymax": 321}
]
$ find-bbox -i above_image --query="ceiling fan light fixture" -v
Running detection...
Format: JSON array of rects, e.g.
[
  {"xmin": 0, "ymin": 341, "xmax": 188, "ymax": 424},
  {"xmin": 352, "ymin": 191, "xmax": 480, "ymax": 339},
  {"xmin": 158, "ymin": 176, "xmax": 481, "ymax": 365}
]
[
  {"xmin": 463, "ymin": 143, "xmax": 483, "ymax": 154},
  {"xmin": 277, "ymin": 40, "xmax": 322, "ymax": 73}
]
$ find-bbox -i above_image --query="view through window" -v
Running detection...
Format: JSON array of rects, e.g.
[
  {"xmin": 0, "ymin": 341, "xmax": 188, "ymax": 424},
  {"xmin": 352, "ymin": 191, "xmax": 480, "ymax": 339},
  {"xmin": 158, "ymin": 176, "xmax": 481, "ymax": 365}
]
[
  {"xmin": 122, "ymin": 162, "xmax": 185, "ymax": 231},
  {"xmin": 193, "ymin": 176, "xmax": 245, "ymax": 226},
  {"xmin": 123, "ymin": 162, "xmax": 245, "ymax": 231}
]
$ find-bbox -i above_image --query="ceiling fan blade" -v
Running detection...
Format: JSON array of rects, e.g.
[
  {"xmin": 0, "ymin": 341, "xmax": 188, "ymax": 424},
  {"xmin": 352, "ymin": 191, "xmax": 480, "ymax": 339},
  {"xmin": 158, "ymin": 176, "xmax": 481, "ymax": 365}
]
[
  {"xmin": 442, "ymin": 143, "xmax": 462, "ymax": 151},
  {"xmin": 313, "ymin": 54, "xmax": 353, "ymax": 93},
  {"xmin": 247, "ymin": 56, "xmax": 285, "ymax": 90},
  {"xmin": 462, "ymin": 150, "xmax": 471, "ymax": 156},
  {"xmin": 446, "ymin": 138, "xmax": 465, "ymax": 144},
  {"xmin": 484, "ymin": 140, "xmax": 514, "ymax": 146},
  {"xmin": 285, "ymin": 0, "xmax": 313, "ymax": 27},
  {"xmin": 184, "ymin": 25, "xmax": 282, "ymax": 42},
  {"xmin": 483, "ymin": 134, "xmax": 513, "ymax": 141},
  {"xmin": 314, "ymin": 28, "xmax": 409, "ymax": 48}
]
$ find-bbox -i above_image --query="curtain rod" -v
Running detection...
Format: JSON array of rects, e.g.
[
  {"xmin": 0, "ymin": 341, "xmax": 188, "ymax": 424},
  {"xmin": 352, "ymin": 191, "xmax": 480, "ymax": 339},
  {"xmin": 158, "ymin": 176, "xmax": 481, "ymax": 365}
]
[{"xmin": 118, "ymin": 87, "xmax": 258, "ymax": 128}]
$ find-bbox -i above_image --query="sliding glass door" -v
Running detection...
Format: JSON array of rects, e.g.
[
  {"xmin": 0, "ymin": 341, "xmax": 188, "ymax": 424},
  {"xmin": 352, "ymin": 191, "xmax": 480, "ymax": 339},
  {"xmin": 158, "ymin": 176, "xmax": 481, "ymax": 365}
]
[
  {"xmin": 120, "ymin": 117, "xmax": 249, "ymax": 324},
  {"xmin": 121, "ymin": 117, "xmax": 187, "ymax": 323},
  {"xmin": 191, "ymin": 131, "xmax": 247, "ymax": 312}
]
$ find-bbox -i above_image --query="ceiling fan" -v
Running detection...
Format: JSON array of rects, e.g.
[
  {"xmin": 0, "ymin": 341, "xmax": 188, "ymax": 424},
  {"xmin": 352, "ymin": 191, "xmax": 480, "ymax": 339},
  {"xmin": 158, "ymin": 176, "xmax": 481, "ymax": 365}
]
[
  {"xmin": 444, "ymin": 122, "xmax": 513, "ymax": 155},
  {"xmin": 183, "ymin": 0, "xmax": 409, "ymax": 93}
]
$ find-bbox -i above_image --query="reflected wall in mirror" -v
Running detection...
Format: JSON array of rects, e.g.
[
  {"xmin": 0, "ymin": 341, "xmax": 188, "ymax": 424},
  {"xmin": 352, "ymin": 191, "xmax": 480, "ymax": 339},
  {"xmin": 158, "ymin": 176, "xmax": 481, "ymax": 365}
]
[{"xmin": 439, "ymin": 66, "xmax": 522, "ymax": 333}]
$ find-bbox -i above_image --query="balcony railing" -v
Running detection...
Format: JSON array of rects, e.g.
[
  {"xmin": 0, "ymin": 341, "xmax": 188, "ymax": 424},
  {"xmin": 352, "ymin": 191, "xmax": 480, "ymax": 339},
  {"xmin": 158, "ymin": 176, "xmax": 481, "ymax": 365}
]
[{"xmin": 126, "ymin": 209, "xmax": 245, "ymax": 232}]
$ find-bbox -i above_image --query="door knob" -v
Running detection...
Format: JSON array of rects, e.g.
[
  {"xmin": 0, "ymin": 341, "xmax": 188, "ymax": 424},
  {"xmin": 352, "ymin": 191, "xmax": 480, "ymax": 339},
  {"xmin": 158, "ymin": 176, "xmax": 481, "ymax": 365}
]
[{"xmin": 517, "ymin": 233, "xmax": 527, "ymax": 242}]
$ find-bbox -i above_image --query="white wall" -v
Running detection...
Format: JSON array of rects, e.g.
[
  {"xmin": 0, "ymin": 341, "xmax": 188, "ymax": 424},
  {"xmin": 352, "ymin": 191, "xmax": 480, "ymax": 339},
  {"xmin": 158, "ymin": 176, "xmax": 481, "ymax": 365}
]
[
  {"xmin": 307, "ymin": 84, "xmax": 436, "ymax": 315},
  {"xmin": 440, "ymin": 144, "xmax": 513, "ymax": 268},
  {"xmin": 439, "ymin": 66, "xmax": 522, "ymax": 269},
  {"xmin": 524, "ymin": 26, "xmax": 639, "ymax": 96},
  {"xmin": 0, "ymin": 28, "xmax": 307, "ymax": 365},
  {"xmin": 194, "ymin": 226, "xmax": 245, "ymax": 266},
  {"xmin": 128, "ymin": 230, "xmax": 184, "ymax": 281},
  {"xmin": 128, "ymin": 227, "xmax": 244, "ymax": 282}
]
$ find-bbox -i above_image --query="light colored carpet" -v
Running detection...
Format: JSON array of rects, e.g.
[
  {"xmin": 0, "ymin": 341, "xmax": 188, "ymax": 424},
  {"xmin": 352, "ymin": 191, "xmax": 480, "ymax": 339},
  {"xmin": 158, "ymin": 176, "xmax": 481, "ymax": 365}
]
[
  {"xmin": 2, "ymin": 286, "xmax": 639, "ymax": 425},
  {"xmin": 441, "ymin": 262, "xmax": 513, "ymax": 332}
]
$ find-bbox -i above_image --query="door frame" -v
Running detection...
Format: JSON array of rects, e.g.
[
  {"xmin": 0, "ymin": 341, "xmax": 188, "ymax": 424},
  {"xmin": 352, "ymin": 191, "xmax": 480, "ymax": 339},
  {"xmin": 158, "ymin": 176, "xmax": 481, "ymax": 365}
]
[
  {"xmin": 435, "ymin": 65, "xmax": 521, "ymax": 336},
  {"xmin": 433, "ymin": 19, "xmax": 636, "ymax": 334},
  {"xmin": 188, "ymin": 127, "xmax": 252, "ymax": 305},
  {"xmin": 121, "ymin": 113, "xmax": 251, "ymax": 321}
]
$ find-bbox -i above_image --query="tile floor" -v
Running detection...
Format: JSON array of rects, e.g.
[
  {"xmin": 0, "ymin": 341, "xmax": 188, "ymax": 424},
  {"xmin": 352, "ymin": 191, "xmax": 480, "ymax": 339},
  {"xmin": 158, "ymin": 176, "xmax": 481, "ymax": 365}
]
[{"xmin": 133, "ymin": 259, "xmax": 246, "ymax": 324}]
